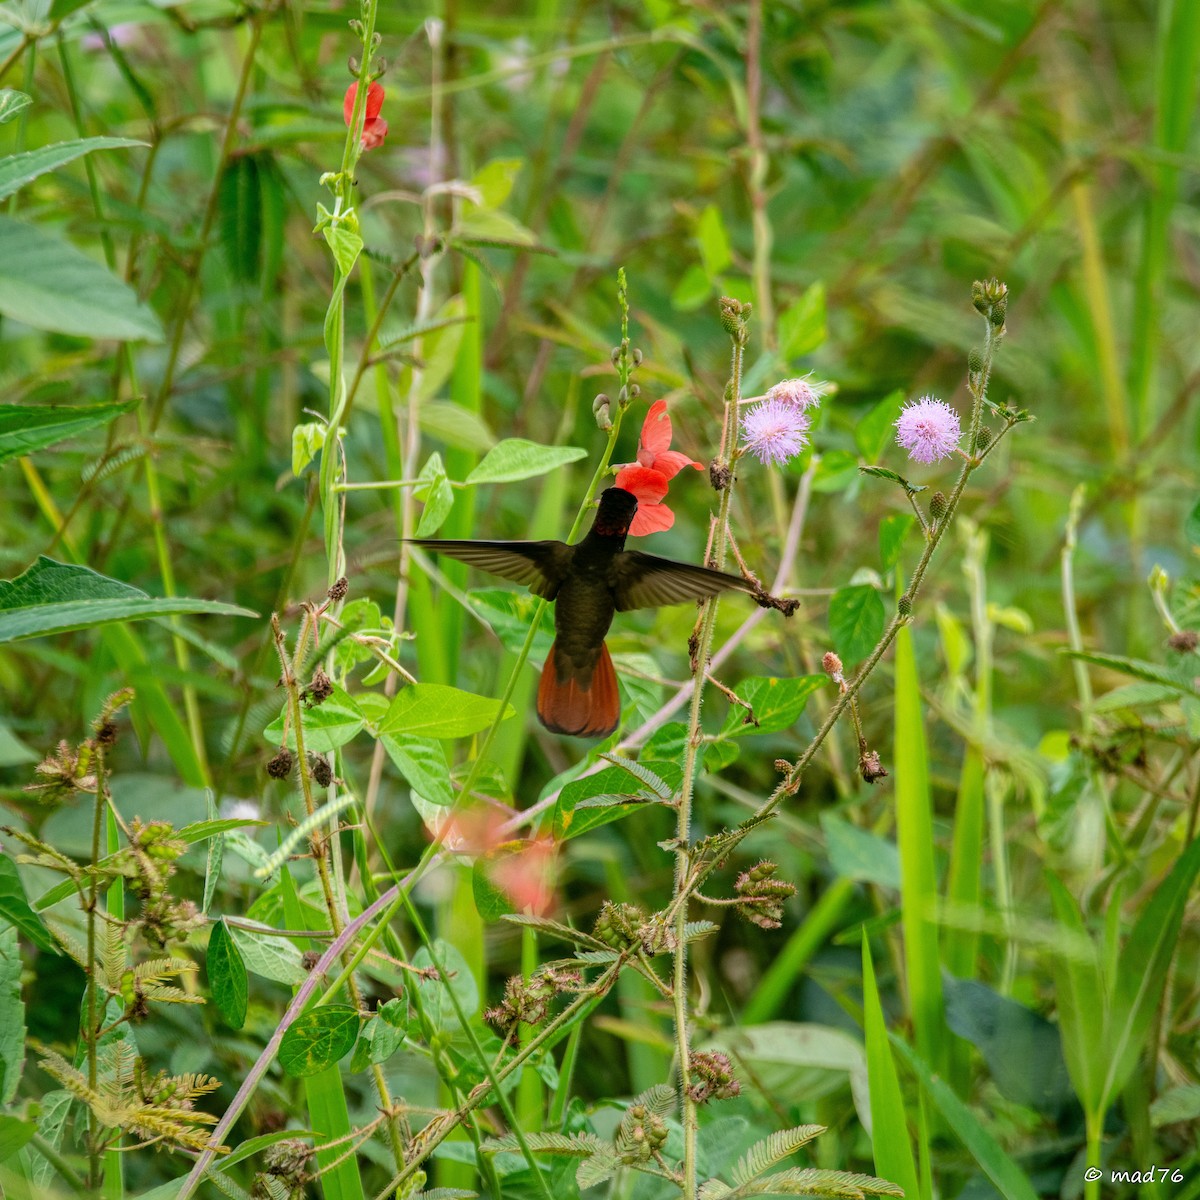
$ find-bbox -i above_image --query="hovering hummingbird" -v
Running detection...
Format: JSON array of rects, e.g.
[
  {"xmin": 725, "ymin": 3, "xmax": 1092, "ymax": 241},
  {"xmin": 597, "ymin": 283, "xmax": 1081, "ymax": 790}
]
[{"xmin": 412, "ymin": 486, "xmax": 755, "ymax": 738}]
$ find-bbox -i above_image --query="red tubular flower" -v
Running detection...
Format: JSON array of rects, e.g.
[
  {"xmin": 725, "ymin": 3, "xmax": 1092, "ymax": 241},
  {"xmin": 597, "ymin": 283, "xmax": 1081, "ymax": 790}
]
[
  {"xmin": 613, "ymin": 400, "xmax": 702, "ymax": 536},
  {"xmin": 343, "ymin": 81, "xmax": 388, "ymax": 151}
]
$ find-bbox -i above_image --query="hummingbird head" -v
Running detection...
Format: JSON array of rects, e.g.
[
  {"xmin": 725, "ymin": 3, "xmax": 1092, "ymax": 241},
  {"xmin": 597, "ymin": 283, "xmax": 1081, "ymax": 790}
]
[{"xmin": 593, "ymin": 486, "xmax": 639, "ymax": 538}]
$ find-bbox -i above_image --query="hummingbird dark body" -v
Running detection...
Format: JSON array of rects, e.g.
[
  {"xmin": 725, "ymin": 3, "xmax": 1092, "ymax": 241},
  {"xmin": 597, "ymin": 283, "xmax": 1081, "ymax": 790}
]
[{"xmin": 412, "ymin": 486, "xmax": 754, "ymax": 738}]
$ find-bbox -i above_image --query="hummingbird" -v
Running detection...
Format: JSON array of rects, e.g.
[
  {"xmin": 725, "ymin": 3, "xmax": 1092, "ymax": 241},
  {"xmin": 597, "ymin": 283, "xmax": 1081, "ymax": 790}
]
[{"xmin": 412, "ymin": 486, "xmax": 755, "ymax": 738}]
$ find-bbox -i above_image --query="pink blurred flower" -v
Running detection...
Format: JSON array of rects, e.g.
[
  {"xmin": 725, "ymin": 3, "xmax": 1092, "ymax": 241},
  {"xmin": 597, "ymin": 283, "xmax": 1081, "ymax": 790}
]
[
  {"xmin": 741, "ymin": 398, "xmax": 811, "ymax": 466},
  {"xmin": 894, "ymin": 396, "xmax": 961, "ymax": 464},
  {"xmin": 439, "ymin": 806, "xmax": 558, "ymax": 916},
  {"xmin": 766, "ymin": 375, "xmax": 824, "ymax": 413},
  {"xmin": 344, "ymin": 81, "xmax": 388, "ymax": 151}
]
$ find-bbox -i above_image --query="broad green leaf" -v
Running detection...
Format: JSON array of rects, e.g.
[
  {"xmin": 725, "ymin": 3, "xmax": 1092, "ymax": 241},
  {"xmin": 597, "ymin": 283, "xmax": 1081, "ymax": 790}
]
[
  {"xmin": 829, "ymin": 585, "xmax": 886, "ymax": 664},
  {"xmin": 811, "ymin": 449, "xmax": 861, "ymax": 494},
  {"xmin": 415, "ymin": 451, "xmax": 455, "ymax": 536},
  {"xmin": 0, "ymin": 557, "xmax": 254, "ymax": 644},
  {"xmin": 721, "ymin": 675, "xmax": 825, "ymax": 737},
  {"xmin": 0, "ymin": 856, "xmax": 55, "ymax": 953},
  {"xmin": 421, "ymin": 400, "xmax": 497, "ymax": 452},
  {"xmin": 291, "ymin": 421, "xmax": 326, "ymax": 476},
  {"xmin": 855, "ymin": 391, "xmax": 905, "ymax": 462},
  {"xmin": 861, "ymin": 939, "xmax": 920, "ymax": 1197},
  {"xmin": 379, "ymin": 683, "xmax": 513, "ymax": 739},
  {"xmin": 778, "ymin": 282, "xmax": 826, "ymax": 359},
  {"xmin": 416, "ymin": 295, "xmax": 467, "ymax": 403},
  {"xmin": 380, "ymin": 732, "xmax": 453, "ymax": 806},
  {"xmin": 671, "ymin": 263, "xmax": 712, "ymax": 311},
  {"xmin": 414, "ymin": 940, "xmax": 479, "ymax": 1029},
  {"xmin": 697, "ymin": 203, "xmax": 732, "ymax": 277},
  {"xmin": 879, "ymin": 514, "xmax": 915, "ymax": 572},
  {"xmin": 321, "ymin": 218, "xmax": 362, "ymax": 278},
  {"xmin": 0, "ymin": 216, "xmax": 163, "ymax": 341},
  {"xmin": 943, "ymin": 974, "xmax": 1074, "ymax": 1118},
  {"xmin": 1103, "ymin": 835, "xmax": 1200, "ymax": 1106},
  {"xmin": 0, "ymin": 928, "xmax": 26, "ymax": 1103},
  {"xmin": 473, "ymin": 856, "xmax": 516, "ymax": 921},
  {"xmin": 0, "ymin": 1115, "xmax": 35, "ymax": 1164},
  {"xmin": 552, "ymin": 763, "xmax": 674, "ymax": 839},
  {"xmin": 0, "ymin": 90, "xmax": 31, "ymax": 125},
  {"xmin": 456, "ymin": 206, "xmax": 538, "ymax": 246},
  {"xmin": 468, "ymin": 588, "xmax": 554, "ymax": 657},
  {"xmin": 207, "ymin": 919, "xmax": 248, "ymax": 1030},
  {"xmin": 263, "ymin": 684, "xmax": 365, "ymax": 753},
  {"xmin": 822, "ymin": 815, "xmax": 900, "ymax": 889},
  {"xmin": 465, "ymin": 438, "xmax": 586, "ymax": 485},
  {"xmin": 892, "ymin": 1037, "xmax": 1039, "ymax": 1200},
  {"xmin": 228, "ymin": 925, "xmax": 308, "ymax": 986},
  {"xmin": 0, "ymin": 399, "xmax": 136, "ymax": 465},
  {"xmin": 279, "ymin": 1005, "xmax": 360, "ymax": 1077},
  {"xmin": 471, "ymin": 157, "xmax": 524, "ymax": 207},
  {"xmin": 0, "ymin": 136, "xmax": 146, "ymax": 202}
]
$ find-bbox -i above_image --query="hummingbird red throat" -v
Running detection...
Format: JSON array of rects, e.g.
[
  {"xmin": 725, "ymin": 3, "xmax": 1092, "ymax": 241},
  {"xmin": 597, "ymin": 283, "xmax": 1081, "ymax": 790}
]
[{"xmin": 411, "ymin": 486, "xmax": 755, "ymax": 739}]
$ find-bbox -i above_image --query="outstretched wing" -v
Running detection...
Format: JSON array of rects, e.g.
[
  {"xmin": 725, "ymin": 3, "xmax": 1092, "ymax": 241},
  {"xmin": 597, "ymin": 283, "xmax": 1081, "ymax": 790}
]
[
  {"xmin": 410, "ymin": 539, "xmax": 573, "ymax": 600},
  {"xmin": 611, "ymin": 550, "xmax": 755, "ymax": 612}
]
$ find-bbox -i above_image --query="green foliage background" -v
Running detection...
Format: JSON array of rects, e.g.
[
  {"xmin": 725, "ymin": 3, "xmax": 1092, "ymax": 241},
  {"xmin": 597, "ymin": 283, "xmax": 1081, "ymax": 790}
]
[{"xmin": 1, "ymin": 1, "xmax": 1198, "ymax": 1198}]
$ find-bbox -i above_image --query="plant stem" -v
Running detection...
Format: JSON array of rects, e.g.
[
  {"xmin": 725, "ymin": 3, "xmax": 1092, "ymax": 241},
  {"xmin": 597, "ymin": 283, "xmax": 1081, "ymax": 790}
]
[{"xmin": 85, "ymin": 745, "xmax": 106, "ymax": 1191}]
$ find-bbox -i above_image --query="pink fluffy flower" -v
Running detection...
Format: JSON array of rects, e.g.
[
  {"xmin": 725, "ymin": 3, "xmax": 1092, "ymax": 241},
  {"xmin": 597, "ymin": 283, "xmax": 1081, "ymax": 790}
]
[
  {"xmin": 766, "ymin": 375, "xmax": 824, "ymax": 413},
  {"xmin": 894, "ymin": 396, "xmax": 962, "ymax": 464},
  {"xmin": 741, "ymin": 399, "xmax": 811, "ymax": 466}
]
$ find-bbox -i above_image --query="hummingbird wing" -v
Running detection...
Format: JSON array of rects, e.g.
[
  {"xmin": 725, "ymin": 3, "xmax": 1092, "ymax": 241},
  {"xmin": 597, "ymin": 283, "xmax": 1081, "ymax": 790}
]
[
  {"xmin": 611, "ymin": 551, "xmax": 755, "ymax": 612},
  {"xmin": 410, "ymin": 539, "xmax": 572, "ymax": 600}
]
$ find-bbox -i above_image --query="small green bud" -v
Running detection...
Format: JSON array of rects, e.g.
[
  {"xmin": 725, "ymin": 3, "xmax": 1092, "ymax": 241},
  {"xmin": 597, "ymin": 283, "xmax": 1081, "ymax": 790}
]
[
  {"xmin": 967, "ymin": 348, "xmax": 984, "ymax": 375},
  {"xmin": 929, "ymin": 491, "xmax": 948, "ymax": 520},
  {"xmin": 898, "ymin": 594, "xmax": 913, "ymax": 617}
]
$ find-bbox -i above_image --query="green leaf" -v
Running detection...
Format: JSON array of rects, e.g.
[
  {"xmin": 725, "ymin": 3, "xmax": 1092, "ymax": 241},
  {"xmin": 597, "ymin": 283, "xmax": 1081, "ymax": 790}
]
[
  {"xmin": 0, "ymin": 90, "xmax": 31, "ymax": 126},
  {"xmin": 0, "ymin": 558, "xmax": 254, "ymax": 644},
  {"xmin": 1186, "ymin": 497, "xmax": 1200, "ymax": 546},
  {"xmin": 1103, "ymin": 835, "xmax": 1200, "ymax": 1107},
  {"xmin": 721, "ymin": 675, "xmax": 825, "ymax": 737},
  {"xmin": 892, "ymin": 1036, "xmax": 1039, "ymax": 1200},
  {"xmin": 380, "ymin": 733, "xmax": 453, "ymax": 806},
  {"xmin": 697, "ymin": 204, "xmax": 733, "ymax": 277},
  {"xmin": 279, "ymin": 1005, "xmax": 360, "ymax": 1078},
  {"xmin": 942, "ymin": 974, "xmax": 1074, "ymax": 1118},
  {"xmin": 468, "ymin": 588, "xmax": 555, "ymax": 657},
  {"xmin": 1060, "ymin": 650, "xmax": 1198, "ymax": 697},
  {"xmin": 0, "ymin": 136, "xmax": 147, "ymax": 203},
  {"xmin": 671, "ymin": 263, "xmax": 712, "ymax": 311},
  {"xmin": 855, "ymin": 391, "xmax": 905, "ymax": 462},
  {"xmin": 471, "ymin": 157, "xmax": 524, "ymax": 207},
  {"xmin": 217, "ymin": 154, "xmax": 262, "ymax": 283},
  {"xmin": 858, "ymin": 465, "xmax": 924, "ymax": 494},
  {"xmin": 740, "ymin": 1168, "xmax": 904, "ymax": 1198},
  {"xmin": 228, "ymin": 925, "xmax": 308, "ymax": 986},
  {"xmin": 822, "ymin": 815, "xmax": 900, "ymax": 889},
  {"xmin": 829, "ymin": 586, "xmax": 886, "ymax": 664},
  {"xmin": 0, "ymin": 856, "xmax": 55, "ymax": 953},
  {"xmin": 0, "ymin": 216, "xmax": 163, "ymax": 341},
  {"xmin": 414, "ymin": 941, "xmax": 479, "ymax": 1029},
  {"xmin": 1150, "ymin": 1083, "xmax": 1200, "ymax": 1128},
  {"xmin": 861, "ymin": 939, "xmax": 920, "ymax": 1200},
  {"xmin": 263, "ymin": 684, "xmax": 365, "ymax": 753},
  {"xmin": 420, "ymin": 400, "xmax": 497, "ymax": 452},
  {"xmin": 878, "ymin": 514, "xmax": 915, "ymax": 573},
  {"xmin": 321, "ymin": 219, "xmax": 362, "ymax": 278},
  {"xmin": 778, "ymin": 282, "xmax": 827, "ymax": 359},
  {"xmin": 472, "ymin": 857, "xmax": 516, "ymax": 921},
  {"xmin": 553, "ymin": 764, "xmax": 654, "ymax": 839},
  {"xmin": 464, "ymin": 438, "xmax": 587, "ymax": 485},
  {"xmin": 731, "ymin": 1125, "xmax": 826, "ymax": 1187},
  {"xmin": 1044, "ymin": 873, "xmax": 1105, "ymax": 1113},
  {"xmin": 0, "ymin": 399, "xmax": 136, "ymax": 466},
  {"xmin": 811, "ymin": 450, "xmax": 861, "ymax": 494},
  {"xmin": 207, "ymin": 919, "xmax": 248, "ymax": 1030},
  {"xmin": 0, "ymin": 1116, "xmax": 35, "ymax": 1164},
  {"xmin": 415, "ymin": 451, "xmax": 455, "ymax": 537},
  {"xmin": 456, "ymin": 206, "xmax": 538, "ymax": 246},
  {"xmin": 379, "ymin": 683, "xmax": 514, "ymax": 739},
  {"xmin": 0, "ymin": 928, "xmax": 26, "ymax": 1104},
  {"xmin": 291, "ymin": 421, "xmax": 327, "ymax": 477}
]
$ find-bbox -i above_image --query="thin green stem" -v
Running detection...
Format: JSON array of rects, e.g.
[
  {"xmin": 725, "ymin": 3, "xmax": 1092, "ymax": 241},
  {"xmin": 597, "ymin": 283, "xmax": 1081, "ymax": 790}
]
[{"xmin": 85, "ymin": 746, "xmax": 106, "ymax": 1191}]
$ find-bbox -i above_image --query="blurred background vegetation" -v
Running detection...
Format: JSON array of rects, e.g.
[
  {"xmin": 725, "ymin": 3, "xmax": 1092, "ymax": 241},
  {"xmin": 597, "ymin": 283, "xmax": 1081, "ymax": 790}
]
[{"xmin": 1, "ymin": 0, "xmax": 1198, "ymax": 1197}]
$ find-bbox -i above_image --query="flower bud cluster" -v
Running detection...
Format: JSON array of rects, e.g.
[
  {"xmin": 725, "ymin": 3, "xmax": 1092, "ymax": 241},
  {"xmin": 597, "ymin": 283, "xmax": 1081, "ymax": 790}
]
[
  {"xmin": 483, "ymin": 967, "xmax": 581, "ymax": 1037},
  {"xmin": 592, "ymin": 900, "xmax": 647, "ymax": 949},
  {"xmin": 734, "ymin": 861, "xmax": 796, "ymax": 929},
  {"xmin": 616, "ymin": 1102, "xmax": 669, "ymax": 1164},
  {"xmin": 687, "ymin": 1049, "xmax": 740, "ymax": 1103}
]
